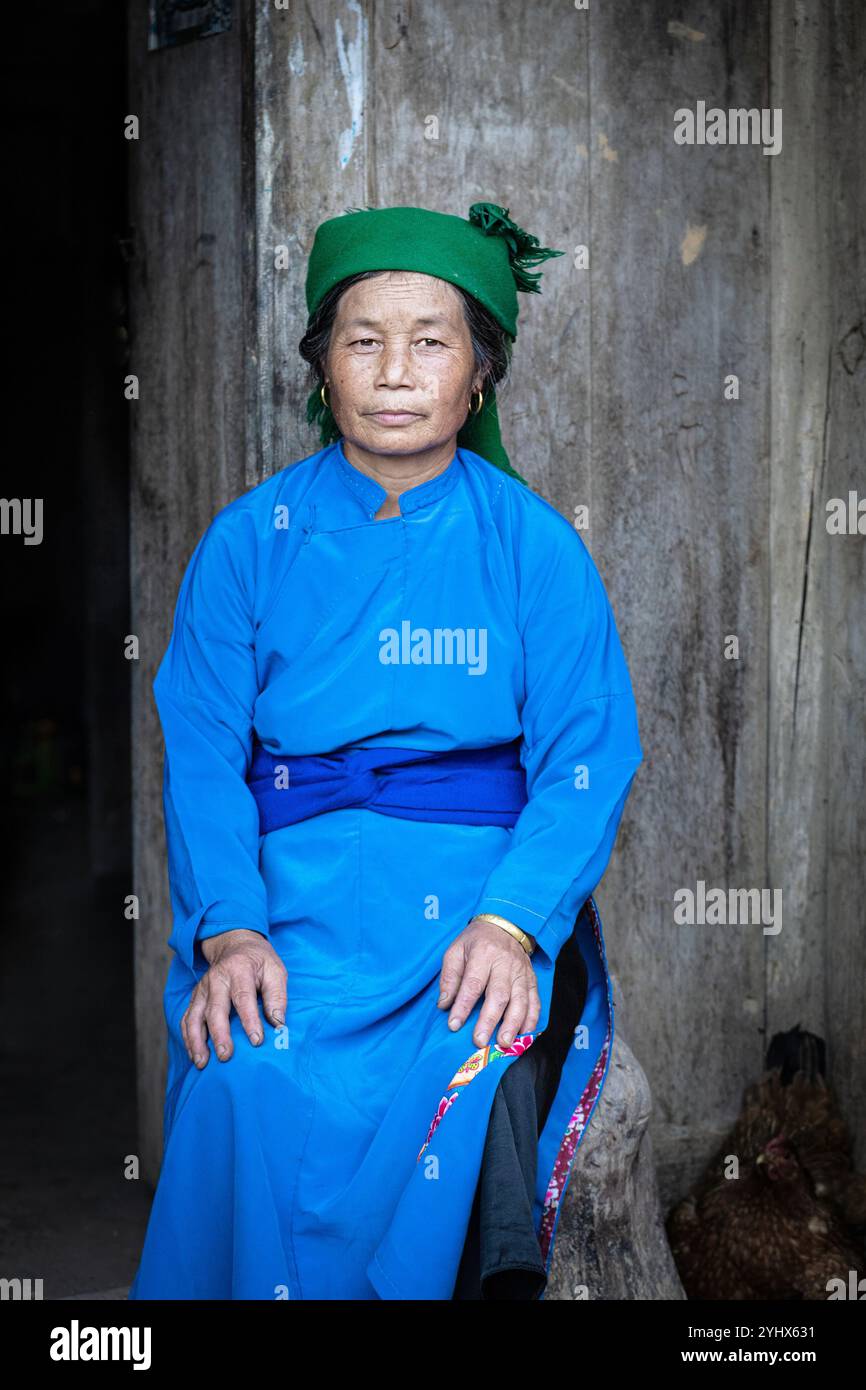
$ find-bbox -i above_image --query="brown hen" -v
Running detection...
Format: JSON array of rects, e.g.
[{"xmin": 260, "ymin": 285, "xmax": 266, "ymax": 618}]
[{"xmin": 667, "ymin": 1026, "xmax": 866, "ymax": 1300}]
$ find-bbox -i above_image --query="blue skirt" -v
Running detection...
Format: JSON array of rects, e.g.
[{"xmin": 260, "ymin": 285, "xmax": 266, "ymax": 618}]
[{"xmin": 128, "ymin": 808, "xmax": 614, "ymax": 1301}]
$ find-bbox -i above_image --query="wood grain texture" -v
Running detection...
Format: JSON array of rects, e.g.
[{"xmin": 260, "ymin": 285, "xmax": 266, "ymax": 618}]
[
  {"xmin": 547, "ymin": 1022, "xmax": 686, "ymax": 1300},
  {"xmin": 585, "ymin": 0, "xmax": 772, "ymax": 1206},
  {"xmin": 768, "ymin": 0, "xmax": 866, "ymax": 1165},
  {"xmin": 127, "ymin": 0, "xmax": 247, "ymax": 1183}
]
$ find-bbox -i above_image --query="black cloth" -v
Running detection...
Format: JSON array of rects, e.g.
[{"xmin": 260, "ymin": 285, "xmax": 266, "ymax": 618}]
[{"xmin": 452, "ymin": 918, "xmax": 590, "ymax": 1300}]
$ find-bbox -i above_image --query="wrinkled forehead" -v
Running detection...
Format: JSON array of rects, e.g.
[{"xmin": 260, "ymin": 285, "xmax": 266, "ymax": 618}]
[{"xmin": 333, "ymin": 270, "xmax": 467, "ymax": 327}]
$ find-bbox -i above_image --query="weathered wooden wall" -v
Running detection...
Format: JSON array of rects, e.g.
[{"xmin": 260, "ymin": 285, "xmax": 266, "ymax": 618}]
[
  {"xmin": 129, "ymin": 0, "xmax": 865, "ymax": 1199},
  {"xmin": 582, "ymin": 1, "xmax": 772, "ymax": 1205},
  {"xmin": 767, "ymin": 0, "xmax": 866, "ymax": 1181},
  {"xmin": 127, "ymin": 2, "xmax": 248, "ymax": 1182}
]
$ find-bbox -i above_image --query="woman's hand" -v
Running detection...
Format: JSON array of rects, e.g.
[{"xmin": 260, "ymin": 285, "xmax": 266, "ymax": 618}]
[
  {"xmin": 437, "ymin": 918, "xmax": 541, "ymax": 1050},
  {"xmin": 181, "ymin": 929, "xmax": 288, "ymax": 1069}
]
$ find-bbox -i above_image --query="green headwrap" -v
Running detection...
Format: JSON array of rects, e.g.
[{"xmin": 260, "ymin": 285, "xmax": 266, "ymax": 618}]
[{"xmin": 304, "ymin": 203, "xmax": 564, "ymax": 485}]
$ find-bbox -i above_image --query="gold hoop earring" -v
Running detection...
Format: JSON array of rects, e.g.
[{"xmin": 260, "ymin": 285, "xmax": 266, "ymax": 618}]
[
  {"xmin": 469, "ymin": 389, "xmax": 484, "ymax": 415},
  {"xmin": 320, "ymin": 382, "xmax": 330, "ymax": 409}
]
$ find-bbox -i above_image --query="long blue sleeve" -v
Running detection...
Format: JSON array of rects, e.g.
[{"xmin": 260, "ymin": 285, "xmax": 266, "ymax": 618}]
[
  {"xmin": 470, "ymin": 516, "xmax": 643, "ymax": 964},
  {"xmin": 153, "ymin": 506, "xmax": 269, "ymax": 979}
]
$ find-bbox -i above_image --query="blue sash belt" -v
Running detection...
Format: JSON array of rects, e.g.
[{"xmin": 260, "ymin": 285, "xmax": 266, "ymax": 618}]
[{"xmin": 247, "ymin": 736, "xmax": 528, "ymax": 833}]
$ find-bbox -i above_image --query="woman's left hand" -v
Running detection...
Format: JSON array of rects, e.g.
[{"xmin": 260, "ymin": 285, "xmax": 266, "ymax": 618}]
[{"xmin": 437, "ymin": 918, "xmax": 541, "ymax": 1049}]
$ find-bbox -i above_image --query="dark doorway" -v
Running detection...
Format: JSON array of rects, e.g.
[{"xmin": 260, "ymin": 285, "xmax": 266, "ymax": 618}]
[{"xmin": 0, "ymin": 0, "xmax": 148, "ymax": 1298}]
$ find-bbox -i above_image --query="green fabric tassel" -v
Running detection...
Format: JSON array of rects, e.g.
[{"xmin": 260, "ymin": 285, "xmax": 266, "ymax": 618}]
[{"xmin": 467, "ymin": 202, "xmax": 565, "ymax": 294}]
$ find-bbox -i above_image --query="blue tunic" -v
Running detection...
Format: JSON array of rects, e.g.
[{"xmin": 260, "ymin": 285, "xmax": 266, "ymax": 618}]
[{"xmin": 128, "ymin": 439, "xmax": 643, "ymax": 1300}]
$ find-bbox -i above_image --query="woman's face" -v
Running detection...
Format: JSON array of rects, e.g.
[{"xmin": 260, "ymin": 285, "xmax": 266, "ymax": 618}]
[{"xmin": 323, "ymin": 271, "xmax": 482, "ymax": 459}]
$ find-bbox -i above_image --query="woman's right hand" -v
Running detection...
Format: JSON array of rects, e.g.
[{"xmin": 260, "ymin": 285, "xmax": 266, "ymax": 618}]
[{"xmin": 181, "ymin": 928, "xmax": 288, "ymax": 1069}]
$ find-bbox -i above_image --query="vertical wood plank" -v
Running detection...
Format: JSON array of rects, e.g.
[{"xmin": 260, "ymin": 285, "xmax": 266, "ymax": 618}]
[
  {"xmin": 127, "ymin": 0, "xmax": 246, "ymax": 1182},
  {"xmin": 581, "ymin": 1, "xmax": 771, "ymax": 1203},
  {"xmin": 769, "ymin": 0, "xmax": 866, "ymax": 1162},
  {"xmin": 824, "ymin": 0, "xmax": 866, "ymax": 1159}
]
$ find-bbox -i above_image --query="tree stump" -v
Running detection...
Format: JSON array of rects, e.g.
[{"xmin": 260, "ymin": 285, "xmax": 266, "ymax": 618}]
[{"xmin": 546, "ymin": 996, "xmax": 685, "ymax": 1301}]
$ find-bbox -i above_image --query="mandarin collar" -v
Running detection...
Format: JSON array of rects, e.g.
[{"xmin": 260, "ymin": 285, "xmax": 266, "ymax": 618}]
[{"xmin": 333, "ymin": 438, "xmax": 462, "ymax": 518}]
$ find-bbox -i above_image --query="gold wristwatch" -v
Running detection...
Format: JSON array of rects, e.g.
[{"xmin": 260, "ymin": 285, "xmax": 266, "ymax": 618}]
[{"xmin": 471, "ymin": 911, "xmax": 537, "ymax": 957}]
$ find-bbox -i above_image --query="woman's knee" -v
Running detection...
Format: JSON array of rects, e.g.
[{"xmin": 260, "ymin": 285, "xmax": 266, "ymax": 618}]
[{"xmin": 194, "ymin": 1015, "xmax": 288, "ymax": 1094}]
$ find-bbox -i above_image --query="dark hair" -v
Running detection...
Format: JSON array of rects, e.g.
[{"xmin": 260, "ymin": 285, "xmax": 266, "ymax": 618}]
[{"xmin": 298, "ymin": 270, "xmax": 513, "ymax": 400}]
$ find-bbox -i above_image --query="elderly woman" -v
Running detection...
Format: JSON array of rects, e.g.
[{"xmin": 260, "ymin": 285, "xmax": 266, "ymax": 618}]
[{"xmin": 129, "ymin": 203, "xmax": 643, "ymax": 1301}]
